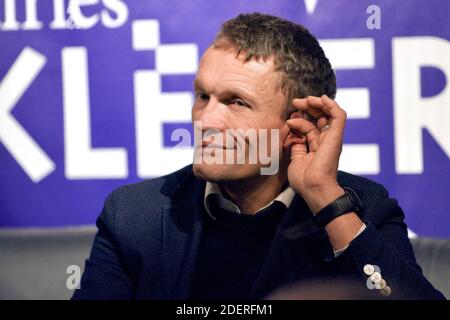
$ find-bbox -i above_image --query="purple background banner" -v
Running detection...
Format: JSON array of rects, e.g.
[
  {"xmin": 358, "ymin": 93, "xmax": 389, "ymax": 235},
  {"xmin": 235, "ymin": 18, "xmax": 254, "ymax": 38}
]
[{"xmin": 0, "ymin": 0, "xmax": 449, "ymax": 237}]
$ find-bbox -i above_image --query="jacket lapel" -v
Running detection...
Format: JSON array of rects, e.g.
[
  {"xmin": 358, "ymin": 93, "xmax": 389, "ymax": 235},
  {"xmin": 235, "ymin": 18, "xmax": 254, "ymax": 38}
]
[{"xmin": 161, "ymin": 168, "xmax": 205, "ymax": 299}]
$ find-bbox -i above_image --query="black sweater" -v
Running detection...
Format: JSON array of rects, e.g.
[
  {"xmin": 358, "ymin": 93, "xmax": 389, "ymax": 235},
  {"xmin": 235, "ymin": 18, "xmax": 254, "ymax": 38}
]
[{"xmin": 190, "ymin": 196, "xmax": 287, "ymax": 299}]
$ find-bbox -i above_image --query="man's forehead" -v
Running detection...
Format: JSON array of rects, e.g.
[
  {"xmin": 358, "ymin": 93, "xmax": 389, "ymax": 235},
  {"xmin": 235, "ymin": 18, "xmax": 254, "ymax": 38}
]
[
  {"xmin": 196, "ymin": 46, "xmax": 279, "ymax": 89},
  {"xmin": 200, "ymin": 46, "xmax": 276, "ymax": 75}
]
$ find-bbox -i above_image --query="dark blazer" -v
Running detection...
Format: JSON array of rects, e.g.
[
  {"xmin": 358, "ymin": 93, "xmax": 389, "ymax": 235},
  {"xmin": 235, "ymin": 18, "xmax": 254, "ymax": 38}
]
[{"xmin": 72, "ymin": 165, "xmax": 445, "ymax": 300}]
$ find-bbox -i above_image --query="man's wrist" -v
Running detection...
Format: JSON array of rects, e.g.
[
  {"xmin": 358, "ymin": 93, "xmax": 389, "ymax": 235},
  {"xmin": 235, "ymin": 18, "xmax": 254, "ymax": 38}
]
[
  {"xmin": 302, "ymin": 184, "xmax": 346, "ymax": 214},
  {"xmin": 325, "ymin": 213, "xmax": 364, "ymax": 251}
]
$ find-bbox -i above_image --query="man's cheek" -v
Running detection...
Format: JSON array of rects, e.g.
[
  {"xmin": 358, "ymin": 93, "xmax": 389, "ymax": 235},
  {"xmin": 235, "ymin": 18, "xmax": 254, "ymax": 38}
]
[{"xmin": 191, "ymin": 109, "xmax": 199, "ymax": 121}]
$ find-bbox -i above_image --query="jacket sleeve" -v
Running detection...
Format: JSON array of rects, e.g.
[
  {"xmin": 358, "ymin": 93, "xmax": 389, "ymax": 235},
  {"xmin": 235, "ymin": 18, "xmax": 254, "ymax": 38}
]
[
  {"xmin": 72, "ymin": 189, "xmax": 134, "ymax": 300},
  {"xmin": 339, "ymin": 186, "xmax": 446, "ymax": 300}
]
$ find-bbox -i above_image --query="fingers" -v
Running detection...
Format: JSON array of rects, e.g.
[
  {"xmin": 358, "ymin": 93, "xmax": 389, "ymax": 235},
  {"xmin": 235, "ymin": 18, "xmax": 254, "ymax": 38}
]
[
  {"xmin": 291, "ymin": 95, "xmax": 346, "ymax": 117},
  {"xmin": 289, "ymin": 110, "xmax": 315, "ymax": 123},
  {"xmin": 287, "ymin": 95, "xmax": 347, "ymax": 153},
  {"xmin": 286, "ymin": 117, "xmax": 320, "ymax": 151},
  {"xmin": 284, "ymin": 131, "xmax": 308, "ymax": 160},
  {"xmin": 320, "ymin": 95, "xmax": 346, "ymax": 132},
  {"xmin": 317, "ymin": 116, "xmax": 329, "ymax": 131},
  {"xmin": 292, "ymin": 96, "xmax": 331, "ymax": 118},
  {"xmin": 292, "ymin": 97, "xmax": 326, "ymax": 119},
  {"xmin": 283, "ymin": 131, "xmax": 305, "ymax": 148},
  {"xmin": 291, "ymin": 95, "xmax": 346, "ymax": 131},
  {"xmin": 291, "ymin": 141, "xmax": 308, "ymax": 160},
  {"xmin": 290, "ymin": 105, "xmax": 329, "ymax": 131}
]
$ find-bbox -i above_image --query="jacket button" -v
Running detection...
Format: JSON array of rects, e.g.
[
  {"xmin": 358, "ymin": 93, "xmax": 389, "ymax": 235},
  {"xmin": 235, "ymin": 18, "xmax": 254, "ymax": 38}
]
[
  {"xmin": 363, "ymin": 264, "xmax": 375, "ymax": 275},
  {"xmin": 375, "ymin": 278, "xmax": 387, "ymax": 289},
  {"xmin": 370, "ymin": 272, "xmax": 382, "ymax": 283},
  {"xmin": 380, "ymin": 286, "xmax": 392, "ymax": 297}
]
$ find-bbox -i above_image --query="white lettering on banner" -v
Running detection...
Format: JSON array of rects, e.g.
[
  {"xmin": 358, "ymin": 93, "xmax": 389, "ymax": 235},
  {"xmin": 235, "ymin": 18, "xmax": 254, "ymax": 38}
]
[
  {"xmin": 67, "ymin": 0, "xmax": 100, "ymax": 30},
  {"xmin": 49, "ymin": 0, "xmax": 67, "ymax": 29},
  {"xmin": 0, "ymin": 0, "xmax": 129, "ymax": 31},
  {"xmin": 61, "ymin": 47, "xmax": 128, "ymax": 179},
  {"xmin": 393, "ymin": 37, "xmax": 450, "ymax": 174},
  {"xmin": 304, "ymin": 0, "xmax": 319, "ymax": 15},
  {"xmin": 134, "ymin": 71, "xmax": 193, "ymax": 177},
  {"xmin": 23, "ymin": 0, "xmax": 43, "ymax": 30},
  {"xmin": 0, "ymin": 12, "xmax": 449, "ymax": 180},
  {"xmin": 132, "ymin": 19, "xmax": 198, "ymax": 177},
  {"xmin": 0, "ymin": 47, "xmax": 55, "ymax": 183},
  {"xmin": 131, "ymin": 19, "xmax": 159, "ymax": 50},
  {"xmin": 320, "ymin": 38, "xmax": 380, "ymax": 174},
  {"xmin": 0, "ymin": 0, "xmax": 20, "ymax": 30},
  {"xmin": 100, "ymin": 0, "xmax": 128, "ymax": 28},
  {"xmin": 334, "ymin": 88, "xmax": 370, "ymax": 119},
  {"xmin": 320, "ymin": 38, "xmax": 375, "ymax": 69},
  {"xmin": 340, "ymin": 145, "xmax": 380, "ymax": 175}
]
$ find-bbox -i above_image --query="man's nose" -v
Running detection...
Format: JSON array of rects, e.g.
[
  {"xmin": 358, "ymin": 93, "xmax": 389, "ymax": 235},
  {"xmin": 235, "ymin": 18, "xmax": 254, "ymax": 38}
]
[{"xmin": 197, "ymin": 98, "xmax": 228, "ymax": 131}]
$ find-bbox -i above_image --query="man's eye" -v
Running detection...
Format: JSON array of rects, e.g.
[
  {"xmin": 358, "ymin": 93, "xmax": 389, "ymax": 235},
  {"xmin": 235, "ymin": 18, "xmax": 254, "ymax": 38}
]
[
  {"xmin": 196, "ymin": 92, "xmax": 210, "ymax": 101},
  {"xmin": 231, "ymin": 99, "xmax": 248, "ymax": 108}
]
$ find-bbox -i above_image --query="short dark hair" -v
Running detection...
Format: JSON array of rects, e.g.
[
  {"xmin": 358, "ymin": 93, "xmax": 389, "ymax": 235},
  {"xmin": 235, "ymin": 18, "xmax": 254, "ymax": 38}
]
[{"xmin": 213, "ymin": 13, "xmax": 336, "ymax": 102}]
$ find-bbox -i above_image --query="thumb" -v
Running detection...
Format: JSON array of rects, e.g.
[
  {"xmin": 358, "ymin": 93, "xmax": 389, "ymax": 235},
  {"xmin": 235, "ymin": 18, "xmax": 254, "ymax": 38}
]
[
  {"xmin": 284, "ymin": 132, "xmax": 307, "ymax": 160},
  {"xmin": 291, "ymin": 142, "xmax": 307, "ymax": 160}
]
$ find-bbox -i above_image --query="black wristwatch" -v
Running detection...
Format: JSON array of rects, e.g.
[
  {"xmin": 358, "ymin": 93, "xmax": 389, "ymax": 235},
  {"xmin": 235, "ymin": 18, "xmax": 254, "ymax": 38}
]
[{"xmin": 313, "ymin": 187, "xmax": 363, "ymax": 228}]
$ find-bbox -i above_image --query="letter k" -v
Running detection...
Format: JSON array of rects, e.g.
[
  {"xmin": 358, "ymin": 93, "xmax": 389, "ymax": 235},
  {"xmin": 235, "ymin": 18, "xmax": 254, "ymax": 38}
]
[{"xmin": 0, "ymin": 47, "xmax": 55, "ymax": 182}]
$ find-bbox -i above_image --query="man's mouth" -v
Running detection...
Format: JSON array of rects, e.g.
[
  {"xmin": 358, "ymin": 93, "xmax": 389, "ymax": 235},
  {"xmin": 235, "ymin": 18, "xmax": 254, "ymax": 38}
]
[{"xmin": 200, "ymin": 141, "xmax": 235, "ymax": 150}]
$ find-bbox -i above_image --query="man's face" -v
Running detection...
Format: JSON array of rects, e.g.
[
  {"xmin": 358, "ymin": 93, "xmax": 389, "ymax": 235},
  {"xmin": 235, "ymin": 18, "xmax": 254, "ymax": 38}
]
[{"xmin": 192, "ymin": 45, "xmax": 290, "ymax": 182}]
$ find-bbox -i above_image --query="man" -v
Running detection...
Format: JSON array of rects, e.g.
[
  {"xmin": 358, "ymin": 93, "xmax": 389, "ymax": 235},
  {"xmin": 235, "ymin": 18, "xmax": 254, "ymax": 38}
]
[{"xmin": 73, "ymin": 13, "xmax": 444, "ymax": 300}]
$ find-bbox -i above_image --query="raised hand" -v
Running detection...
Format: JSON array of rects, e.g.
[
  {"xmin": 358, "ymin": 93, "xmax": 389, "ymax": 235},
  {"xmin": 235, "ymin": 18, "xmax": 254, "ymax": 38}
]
[{"xmin": 284, "ymin": 95, "xmax": 347, "ymax": 213}]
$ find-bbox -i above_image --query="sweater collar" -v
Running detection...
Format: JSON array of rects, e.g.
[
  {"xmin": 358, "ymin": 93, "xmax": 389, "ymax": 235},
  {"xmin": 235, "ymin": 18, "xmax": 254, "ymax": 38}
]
[{"xmin": 203, "ymin": 181, "xmax": 296, "ymax": 219}]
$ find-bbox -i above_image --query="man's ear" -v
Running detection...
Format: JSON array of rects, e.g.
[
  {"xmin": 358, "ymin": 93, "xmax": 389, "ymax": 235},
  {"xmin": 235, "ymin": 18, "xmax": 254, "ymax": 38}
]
[
  {"xmin": 285, "ymin": 103, "xmax": 297, "ymax": 120},
  {"xmin": 282, "ymin": 110, "xmax": 301, "ymax": 146}
]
